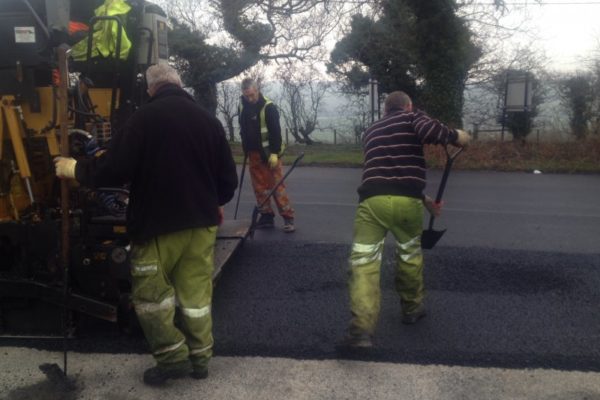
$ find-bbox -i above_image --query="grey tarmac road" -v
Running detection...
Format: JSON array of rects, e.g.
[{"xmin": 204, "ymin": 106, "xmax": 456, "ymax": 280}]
[
  {"xmin": 232, "ymin": 167, "xmax": 600, "ymax": 254},
  {"xmin": 2, "ymin": 167, "xmax": 600, "ymax": 400}
]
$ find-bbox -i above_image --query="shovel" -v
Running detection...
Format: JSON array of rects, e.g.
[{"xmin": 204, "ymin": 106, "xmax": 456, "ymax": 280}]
[{"xmin": 421, "ymin": 145, "xmax": 464, "ymax": 249}]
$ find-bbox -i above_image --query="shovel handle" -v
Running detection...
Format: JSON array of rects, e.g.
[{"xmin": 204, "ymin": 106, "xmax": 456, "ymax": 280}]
[
  {"xmin": 428, "ymin": 145, "xmax": 464, "ymax": 230},
  {"xmin": 434, "ymin": 145, "xmax": 463, "ymax": 203}
]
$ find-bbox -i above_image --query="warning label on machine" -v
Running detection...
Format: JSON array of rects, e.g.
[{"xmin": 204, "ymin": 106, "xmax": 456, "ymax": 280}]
[{"xmin": 14, "ymin": 27, "xmax": 36, "ymax": 43}]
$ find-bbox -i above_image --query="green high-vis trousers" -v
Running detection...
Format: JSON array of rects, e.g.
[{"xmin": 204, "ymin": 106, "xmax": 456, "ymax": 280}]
[
  {"xmin": 349, "ymin": 195, "xmax": 424, "ymax": 334},
  {"xmin": 130, "ymin": 226, "xmax": 217, "ymax": 369}
]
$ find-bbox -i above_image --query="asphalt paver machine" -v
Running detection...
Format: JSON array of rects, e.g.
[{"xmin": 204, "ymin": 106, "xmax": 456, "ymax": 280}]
[{"xmin": 0, "ymin": 0, "xmax": 250, "ymax": 336}]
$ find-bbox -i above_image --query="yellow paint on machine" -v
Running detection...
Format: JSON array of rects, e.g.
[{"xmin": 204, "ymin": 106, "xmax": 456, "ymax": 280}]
[{"xmin": 0, "ymin": 87, "xmax": 114, "ymax": 220}]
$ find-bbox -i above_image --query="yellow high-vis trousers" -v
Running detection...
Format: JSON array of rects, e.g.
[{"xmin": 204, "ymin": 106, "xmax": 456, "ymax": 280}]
[
  {"xmin": 349, "ymin": 195, "xmax": 424, "ymax": 334},
  {"xmin": 130, "ymin": 227, "xmax": 217, "ymax": 368}
]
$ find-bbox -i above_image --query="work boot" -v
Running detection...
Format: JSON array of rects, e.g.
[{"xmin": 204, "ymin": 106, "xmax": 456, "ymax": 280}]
[
  {"xmin": 283, "ymin": 217, "xmax": 295, "ymax": 233},
  {"xmin": 337, "ymin": 328, "xmax": 373, "ymax": 348},
  {"xmin": 143, "ymin": 360, "xmax": 192, "ymax": 386},
  {"xmin": 255, "ymin": 213, "xmax": 275, "ymax": 229},
  {"xmin": 401, "ymin": 304, "xmax": 427, "ymax": 325},
  {"xmin": 190, "ymin": 365, "xmax": 209, "ymax": 380}
]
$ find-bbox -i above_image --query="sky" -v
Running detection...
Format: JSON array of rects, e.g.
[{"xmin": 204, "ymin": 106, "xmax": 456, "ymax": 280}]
[{"xmin": 503, "ymin": 1, "xmax": 600, "ymax": 70}]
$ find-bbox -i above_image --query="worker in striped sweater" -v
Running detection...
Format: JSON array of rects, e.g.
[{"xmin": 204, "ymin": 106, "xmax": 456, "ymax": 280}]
[{"xmin": 341, "ymin": 91, "xmax": 471, "ymax": 348}]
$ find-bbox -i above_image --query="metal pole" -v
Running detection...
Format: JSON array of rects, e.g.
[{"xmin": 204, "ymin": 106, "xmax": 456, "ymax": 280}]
[
  {"xmin": 233, "ymin": 153, "xmax": 247, "ymax": 220},
  {"xmin": 369, "ymin": 80, "xmax": 372, "ymax": 124},
  {"xmin": 58, "ymin": 45, "xmax": 71, "ymax": 377},
  {"xmin": 501, "ymin": 72, "xmax": 509, "ymax": 142},
  {"xmin": 376, "ymin": 81, "xmax": 380, "ymax": 119},
  {"xmin": 334, "ymin": 129, "xmax": 337, "ymax": 145}
]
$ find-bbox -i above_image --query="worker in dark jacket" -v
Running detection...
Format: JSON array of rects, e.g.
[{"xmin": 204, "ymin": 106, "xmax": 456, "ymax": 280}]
[
  {"xmin": 340, "ymin": 91, "xmax": 471, "ymax": 348},
  {"xmin": 54, "ymin": 64, "xmax": 238, "ymax": 385},
  {"xmin": 238, "ymin": 78, "xmax": 295, "ymax": 232}
]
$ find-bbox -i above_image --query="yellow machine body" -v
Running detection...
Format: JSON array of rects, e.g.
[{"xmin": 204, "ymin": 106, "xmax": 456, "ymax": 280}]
[{"xmin": 0, "ymin": 87, "xmax": 114, "ymax": 221}]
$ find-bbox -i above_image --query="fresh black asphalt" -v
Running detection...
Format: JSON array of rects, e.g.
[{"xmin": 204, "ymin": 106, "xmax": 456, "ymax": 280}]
[
  {"xmin": 210, "ymin": 239, "xmax": 600, "ymax": 371},
  {"xmin": 8, "ymin": 239, "xmax": 599, "ymax": 372}
]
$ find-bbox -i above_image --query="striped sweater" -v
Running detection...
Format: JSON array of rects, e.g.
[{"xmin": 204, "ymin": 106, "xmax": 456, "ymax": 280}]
[{"xmin": 358, "ymin": 107, "xmax": 458, "ymax": 202}]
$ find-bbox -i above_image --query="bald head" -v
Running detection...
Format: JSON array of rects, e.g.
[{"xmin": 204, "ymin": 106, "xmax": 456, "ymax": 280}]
[{"xmin": 384, "ymin": 91, "xmax": 412, "ymax": 115}]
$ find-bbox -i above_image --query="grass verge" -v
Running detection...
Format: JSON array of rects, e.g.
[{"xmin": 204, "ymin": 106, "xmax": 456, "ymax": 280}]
[{"xmin": 230, "ymin": 138, "xmax": 600, "ymax": 173}]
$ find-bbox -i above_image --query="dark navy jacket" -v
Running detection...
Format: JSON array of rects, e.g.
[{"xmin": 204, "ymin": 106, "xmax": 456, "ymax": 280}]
[{"xmin": 76, "ymin": 85, "xmax": 238, "ymax": 241}]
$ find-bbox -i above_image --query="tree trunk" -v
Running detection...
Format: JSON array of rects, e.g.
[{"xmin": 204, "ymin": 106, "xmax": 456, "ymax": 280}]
[
  {"xmin": 289, "ymin": 128, "xmax": 303, "ymax": 143},
  {"xmin": 193, "ymin": 82, "xmax": 218, "ymax": 116},
  {"xmin": 227, "ymin": 119, "xmax": 235, "ymax": 142},
  {"xmin": 299, "ymin": 127, "xmax": 315, "ymax": 145}
]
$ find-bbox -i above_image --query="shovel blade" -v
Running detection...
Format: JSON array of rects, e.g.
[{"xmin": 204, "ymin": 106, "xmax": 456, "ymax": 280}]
[{"xmin": 421, "ymin": 228, "xmax": 446, "ymax": 249}]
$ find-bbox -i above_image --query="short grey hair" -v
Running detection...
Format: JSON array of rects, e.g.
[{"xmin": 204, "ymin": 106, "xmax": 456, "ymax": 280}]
[
  {"xmin": 146, "ymin": 63, "xmax": 183, "ymax": 90},
  {"xmin": 384, "ymin": 91, "xmax": 412, "ymax": 114},
  {"xmin": 241, "ymin": 78, "xmax": 258, "ymax": 91}
]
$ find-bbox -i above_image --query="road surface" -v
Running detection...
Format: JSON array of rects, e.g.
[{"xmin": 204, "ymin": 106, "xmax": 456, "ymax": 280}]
[{"xmin": 2, "ymin": 167, "xmax": 600, "ymax": 400}]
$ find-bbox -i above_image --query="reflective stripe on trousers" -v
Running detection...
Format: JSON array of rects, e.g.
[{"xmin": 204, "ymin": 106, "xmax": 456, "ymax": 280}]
[
  {"xmin": 350, "ymin": 239, "xmax": 385, "ymax": 267},
  {"xmin": 154, "ymin": 339, "xmax": 186, "ymax": 356},
  {"xmin": 134, "ymin": 295, "xmax": 176, "ymax": 315},
  {"xmin": 397, "ymin": 235, "xmax": 422, "ymax": 263},
  {"xmin": 190, "ymin": 343, "xmax": 213, "ymax": 356},
  {"xmin": 180, "ymin": 305, "xmax": 211, "ymax": 319}
]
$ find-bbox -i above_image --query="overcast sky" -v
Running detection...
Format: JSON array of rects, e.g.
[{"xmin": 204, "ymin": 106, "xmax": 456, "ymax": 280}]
[{"xmin": 504, "ymin": 1, "xmax": 600, "ymax": 70}]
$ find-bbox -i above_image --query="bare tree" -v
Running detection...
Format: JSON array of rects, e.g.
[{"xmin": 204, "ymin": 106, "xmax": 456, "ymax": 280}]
[
  {"xmin": 277, "ymin": 64, "xmax": 330, "ymax": 144},
  {"xmin": 163, "ymin": 0, "xmax": 353, "ymax": 63},
  {"xmin": 458, "ymin": 0, "xmax": 543, "ymax": 85},
  {"xmin": 159, "ymin": 0, "xmax": 353, "ymax": 116},
  {"xmin": 341, "ymin": 92, "xmax": 370, "ymax": 145},
  {"xmin": 217, "ymin": 82, "xmax": 240, "ymax": 142}
]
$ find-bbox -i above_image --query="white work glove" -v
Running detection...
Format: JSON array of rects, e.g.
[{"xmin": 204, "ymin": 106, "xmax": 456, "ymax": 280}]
[
  {"xmin": 455, "ymin": 129, "xmax": 471, "ymax": 147},
  {"xmin": 268, "ymin": 154, "xmax": 278, "ymax": 169},
  {"xmin": 54, "ymin": 157, "xmax": 77, "ymax": 179},
  {"xmin": 423, "ymin": 195, "xmax": 443, "ymax": 218}
]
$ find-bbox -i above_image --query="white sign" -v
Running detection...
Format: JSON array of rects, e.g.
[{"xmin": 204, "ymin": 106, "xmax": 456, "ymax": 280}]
[
  {"xmin": 506, "ymin": 73, "xmax": 532, "ymax": 112},
  {"xmin": 14, "ymin": 27, "xmax": 36, "ymax": 44}
]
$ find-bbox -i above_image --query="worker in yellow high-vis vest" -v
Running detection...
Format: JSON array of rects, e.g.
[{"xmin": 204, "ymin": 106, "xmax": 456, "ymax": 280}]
[
  {"xmin": 71, "ymin": 0, "xmax": 133, "ymax": 61},
  {"xmin": 238, "ymin": 78, "xmax": 295, "ymax": 232}
]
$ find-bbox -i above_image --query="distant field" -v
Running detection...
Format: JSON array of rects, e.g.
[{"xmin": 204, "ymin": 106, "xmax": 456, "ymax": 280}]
[
  {"xmin": 230, "ymin": 138, "xmax": 600, "ymax": 173},
  {"xmin": 230, "ymin": 143, "xmax": 363, "ymax": 166}
]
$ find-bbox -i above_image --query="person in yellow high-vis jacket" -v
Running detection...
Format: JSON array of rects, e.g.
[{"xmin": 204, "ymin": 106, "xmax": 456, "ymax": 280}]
[
  {"xmin": 71, "ymin": 0, "xmax": 132, "ymax": 61},
  {"xmin": 55, "ymin": 64, "xmax": 238, "ymax": 385},
  {"xmin": 238, "ymin": 78, "xmax": 295, "ymax": 233},
  {"xmin": 340, "ymin": 91, "xmax": 471, "ymax": 348}
]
